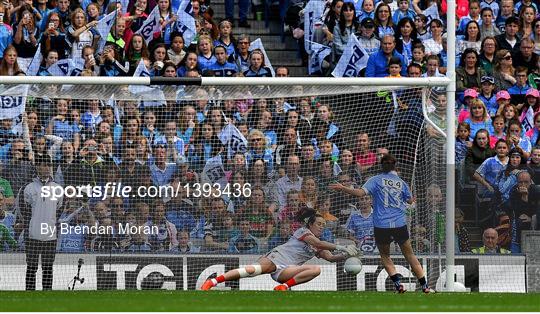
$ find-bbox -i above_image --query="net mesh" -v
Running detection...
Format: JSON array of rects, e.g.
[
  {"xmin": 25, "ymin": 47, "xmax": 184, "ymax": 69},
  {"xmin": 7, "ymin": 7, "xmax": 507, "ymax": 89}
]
[{"xmin": 1, "ymin": 83, "xmax": 453, "ymax": 291}]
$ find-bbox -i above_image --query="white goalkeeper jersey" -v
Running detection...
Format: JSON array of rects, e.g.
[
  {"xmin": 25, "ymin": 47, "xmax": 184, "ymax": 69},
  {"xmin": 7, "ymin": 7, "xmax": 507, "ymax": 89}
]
[{"xmin": 267, "ymin": 227, "xmax": 319, "ymax": 266}]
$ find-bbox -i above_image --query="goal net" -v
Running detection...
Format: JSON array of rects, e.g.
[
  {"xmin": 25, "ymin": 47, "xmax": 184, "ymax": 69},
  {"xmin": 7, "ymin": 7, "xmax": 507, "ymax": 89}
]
[{"xmin": 0, "ymin": 81, "xmax": 524, "ymax": 292}]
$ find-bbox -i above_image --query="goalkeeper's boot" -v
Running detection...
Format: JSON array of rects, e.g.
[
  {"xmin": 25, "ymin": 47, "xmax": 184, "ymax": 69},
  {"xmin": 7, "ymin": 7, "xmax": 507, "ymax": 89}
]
[
  {"xmin": 201, "ymin": 280, "xmax": 216, "ymax": 290},
  {"xmin": 273, "ymin": 284, "xmax": 289, "ymax": 291},
  {"xmin": 201, "ymin": 272, "xmax": 218, "ymax": 290}
]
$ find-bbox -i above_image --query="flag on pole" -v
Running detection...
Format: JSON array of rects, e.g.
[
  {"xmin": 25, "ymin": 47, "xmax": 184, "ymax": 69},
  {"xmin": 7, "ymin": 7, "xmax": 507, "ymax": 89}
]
[
  {"xmin": 249, "ymin": 38, "xmax": 275, "ymax": 76},
  {"xmin": 136, "ymin": 6, "xmax": 161, "ymax": 45},
  {"xmin": 303, "ymin": 0, "xmax": 325, "ymax": 54},
  {"xmin": 96, "ymin": 10, "xmax": 117, "ymax": 39},
  {"xmin": 219, "ymin": 123, "xmax": 248, "ymax": 159},
  {"xmin": 175, "ymin": 0, "xmax": 197, "ymax": 44},
  {"xmin": 521, "ymin": 106, "xmax": 535, "ymax": 132},
  {"xmin": 307, "ymin": 41, "xmax": 331, "ymax": 74},
  {"xmin": 423, "ymin": 3, "xmax": 440, "ymax": 23},
  {"xmin": 331, "ymin": 34, "xmax": 369, "ymax": 77},
  {"xmin": 26, "ymin": 44, "xmax": 43, "ymax": 76},
  {"xmin": 202, "ymin": 154, "xmax": 227, "ymax": 187},
  {"xmin": 107, "ymin": 94, "xmax": 122, "ymax": 127}
]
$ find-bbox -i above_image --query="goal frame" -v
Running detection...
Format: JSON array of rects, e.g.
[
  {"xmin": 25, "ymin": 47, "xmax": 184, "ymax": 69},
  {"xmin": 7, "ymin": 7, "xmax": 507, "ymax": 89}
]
[{"xmin": 1, "ymin": 0, "xmax": 457, "ymax": 286}]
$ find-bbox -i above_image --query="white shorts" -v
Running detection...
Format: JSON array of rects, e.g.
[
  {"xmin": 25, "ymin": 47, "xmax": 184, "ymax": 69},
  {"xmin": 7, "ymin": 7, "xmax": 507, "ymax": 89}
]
[{"xmin": 264, "ymin": 250, "xmax": 292, "ymax": 282}]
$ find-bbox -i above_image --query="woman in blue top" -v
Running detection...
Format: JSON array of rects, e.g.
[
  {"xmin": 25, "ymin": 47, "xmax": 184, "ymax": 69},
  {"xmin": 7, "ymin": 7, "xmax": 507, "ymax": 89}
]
[
  {"xmin": 46, "ymin": 98, "xmax": 81, "ymax": 152},
  {"xmin": 374, "ymin": 2, "xmax": 394, "ymax": 38},
  {"xmin": 464, "ymin": 99, "xmax": 494, "ymax": 140},
  {"xmin": 330, "ymin": 154, "xmax": 434, "ymax": 293},
  {"xmin": 243, "ymin": 49, "xmax": 272, "ymax": 77},
  {"xmin": 496, "ymin": 149, "xmax": 525, "ymax": 203}
]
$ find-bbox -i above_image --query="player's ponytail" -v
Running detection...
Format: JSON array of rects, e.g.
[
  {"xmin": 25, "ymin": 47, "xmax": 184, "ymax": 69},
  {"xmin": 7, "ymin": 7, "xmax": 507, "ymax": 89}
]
[{"xmin": 296, "ymin": 207, "xmax": 322, "ymax": 226}]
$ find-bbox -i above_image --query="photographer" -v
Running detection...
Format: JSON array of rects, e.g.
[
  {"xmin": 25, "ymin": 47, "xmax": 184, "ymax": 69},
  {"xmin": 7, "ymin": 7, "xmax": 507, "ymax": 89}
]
[
  {"xmin": 21, "ymin": 155, "xmax": 63, "ymax": 290},
  {"xmin": 98, "ymin": 43, "xmax": 129, "ymax": 77}
]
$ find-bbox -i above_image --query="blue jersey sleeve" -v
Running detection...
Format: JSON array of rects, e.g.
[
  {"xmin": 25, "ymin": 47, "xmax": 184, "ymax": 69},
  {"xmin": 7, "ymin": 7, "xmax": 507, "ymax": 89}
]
[{"xmin": 401, "ymin": 181, "xmax": 412, "ymax": 203}]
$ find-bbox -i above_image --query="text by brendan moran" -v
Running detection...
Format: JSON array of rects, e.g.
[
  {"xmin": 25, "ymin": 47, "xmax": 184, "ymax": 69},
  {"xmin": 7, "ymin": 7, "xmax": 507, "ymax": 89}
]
[{"xmin": 41, "ymin": 223, "xmax": 158, "ymax": 236}]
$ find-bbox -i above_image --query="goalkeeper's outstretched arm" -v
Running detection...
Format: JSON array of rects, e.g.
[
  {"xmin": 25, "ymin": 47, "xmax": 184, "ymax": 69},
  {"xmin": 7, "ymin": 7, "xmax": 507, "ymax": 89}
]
[
  {"xmin": 303, "ymin": 234, "xmax": 358, "ymax": 256},
  {"xmin": 318, "ymin": 249, "xmax": 349, "ymax": 262}
]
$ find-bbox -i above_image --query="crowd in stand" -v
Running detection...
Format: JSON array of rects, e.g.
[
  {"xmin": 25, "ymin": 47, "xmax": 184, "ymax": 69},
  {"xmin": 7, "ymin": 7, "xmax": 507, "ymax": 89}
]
[{"xmin": 0, "ymin": 0, "xmax": 537, "ymax": 257}]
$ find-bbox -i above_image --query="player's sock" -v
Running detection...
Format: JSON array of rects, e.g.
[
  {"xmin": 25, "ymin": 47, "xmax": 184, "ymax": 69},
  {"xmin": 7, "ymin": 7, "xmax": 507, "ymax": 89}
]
[
  {"xmin": 418, "ymin": 276, "xmax": 428, "ymax": 290},
  {"xmin": 390, "ymin": 274, "xmax": 402, "ymax": 291},
  {"xmin": 209, "ymin": 275, "xmax": 226, "ymax": 286},
  {"xmin": 284, "ymin": 278, "xmax": 297, "ymax": 288}
]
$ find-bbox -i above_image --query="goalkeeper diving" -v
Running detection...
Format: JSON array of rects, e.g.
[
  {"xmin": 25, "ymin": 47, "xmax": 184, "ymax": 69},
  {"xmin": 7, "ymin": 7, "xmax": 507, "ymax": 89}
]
[
  {"xmin": 201, "ymin": 208, "xmax": 358, "ymax": 291},
  {"xmin": 330, "ymin": 153, "xmax": 434, "ymax": 293}
]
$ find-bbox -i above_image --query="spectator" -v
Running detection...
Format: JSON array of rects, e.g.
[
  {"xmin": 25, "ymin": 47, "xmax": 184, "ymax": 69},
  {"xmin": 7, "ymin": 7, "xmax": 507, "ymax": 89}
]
[
  {"xmin": 149, "ymin": 142, "xmax": 177, "ymax": 186},
  {"xmin": 495, "ymin": 0, "xmax": 514, "ymax": 33},
  {"xmin": 493, "ymin": 50, "xmax": 516, "ymax": 91},
  {"xmin": 512, "ymin": 39, "xmax": 538, "ymax": 73},
  {"xmin": 458, "ymin": 0, "xmax": 481, "ymax": 35},
  {"xmin": 517, "ymin": 6, "xmax": 535, "ymax": 39},
  {"xmin": 373, "ymin": 2, "xmax": 394, "ymax": 38},
  {"xmin": 365, "ymin": 35, "xmax": 407, "ymax": 78},
  {"xmin": 267, "ymin": 221, "xmax": 291, "ymax": 249},
  {"xmin": 495, "ymin": 16, "xmax": 521, "ymax": 55},
  {"xmin": 13, "ymin": 5, "xmax": 39, "ymax": 68},
  {"xmin": 239, "ymin": 186, "xmax": 274, "ymax": 240},
  {"xmin": 456, "ymin": 48, "xmax": 486, "ymax": 93},
  {"xmin": 495, "ymin": 148, "xmax": 524, "ymax": 203},
  {"xmin": 39, "ymin": 0, "xmax": 70, "ymax": 32},
  {"xmin": 203, "ymin": 199, "xmax": 234, "ymax": 252},
  {"xmin": 456, "ymin": 122, "xmax": 472, "ymax": 164},
  {"xmin": 243, "ymin": 49, "xmax": 272, "ymax": 77},
  {"xmin": 506, "ymin": 119, "xmax": 532, "ymax": 159},
  {"xmin": 505, "ymin": 171, "xmax": 538, "ymax": 252},
  {"xmin": 457, "ymin": 21, "xmax": 482, "ymax": 58},
  {"xmin": 478, "ymin": 36, "xmax": 497, "ymax": 74},
  {"xmin": 275, "ymin": 155, "xmax": 302, "ymax": 209},
  {"xmin": 197, "ymin": 35, "xmax": 216, "ymax": 73},
  {"xmin": 357, "ymin": 0, "xmax": 375, "ymax": 23},
  {"xmin": 464, "ymin": 99, "xmax": 494, "ymax": 139},
  {"xmin": 472, "ymin": 228, "xmax": 511, "ymax": 253},
  {"xmin": 394, "ymin": 17, "xmax": 418, "ymax": 66},
  {"xmin": 275, "ymin": 66, "xmax": 289, "ymax": 77},
  {"xmin": 489, "ymin": 115, "xmax": 506, "ymax": 147},
  {"xmin": 346, "ymin": 194, "xmax": 376, "ymax": 254},
  {"xmin": 455, "ymin": 208, "xmax": 471, "ymax": 253},
  {"xmin": 0, "ymin": 45, "xmax": 22, "ymax": 75},
  {"xmin": 423, "ymin": 18, "xmax": 444, "ymax": 56},
  {"xmin": 147, "ymin": 200, "xmax": 178, "ymax": 252},
  {"xmin": 474, "ymin": 138, "xmax": 509, "ymax": 195},
  {"xmin": 0, "ymin": 4, "xmax": 12, "ymax": 61},
  {"xmin": 414, "ymin": 14, "xmax": 429, "ymax": 41},
  {"xmin": 479, "ymin": 8, "xmax": 500, "ymax": 40},
  {"xmin": 177, "ymin": 51, "xmax": 199, "ymax": 77},
  {"xmin": 332, "ymin": 2, "xmax": 358, "ymax": 65},
  {"xmin": 465, "ymin": 129, "xmax": 495, "ymax": 181},
  {"xmin": 171, "ymin": 230, "xmax": 201, "ymax": 253},
  {"xmin": 356, "ymin": 18, "xmax": 380, "ymax": 57}
]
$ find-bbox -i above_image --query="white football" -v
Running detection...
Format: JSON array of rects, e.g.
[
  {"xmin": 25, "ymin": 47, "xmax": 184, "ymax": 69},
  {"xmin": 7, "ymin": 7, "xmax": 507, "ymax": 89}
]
[{"xmin": 344, "ymin": 256, "xmax": 363, "ymax": 275}]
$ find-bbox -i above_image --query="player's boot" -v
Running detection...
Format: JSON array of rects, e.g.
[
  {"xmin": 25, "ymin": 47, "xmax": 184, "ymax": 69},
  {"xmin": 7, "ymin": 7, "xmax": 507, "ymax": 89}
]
[
  {"xmin": 201, "ymin": 280, "xmax": 216, "ymax": 290},
  {"xmin": 273, "ymin": 284, "xmax": 289, "ymax": 291},
  {"xmin": 395, "ymin": 284, "xmax": 407, "ymax": 293},
  {"xmin": 201, "ymin": 272, "xmax": 218, "ymax": 290},
  {"xmin": 422, "ymin": 286, "xmax": 436, "ymax": 294}
]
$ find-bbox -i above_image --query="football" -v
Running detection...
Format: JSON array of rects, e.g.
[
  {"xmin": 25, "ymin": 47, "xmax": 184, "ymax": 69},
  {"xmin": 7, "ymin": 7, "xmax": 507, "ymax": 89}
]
[{"xmin": 343, "ymin": 257, "xmax": 363, "ymax": 275}]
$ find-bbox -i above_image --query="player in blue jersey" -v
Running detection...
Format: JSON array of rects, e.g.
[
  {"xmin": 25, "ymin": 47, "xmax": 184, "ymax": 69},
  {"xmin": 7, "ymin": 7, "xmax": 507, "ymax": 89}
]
[
  {"xmin": 330, "ymin": 154, "xmax": 434, "ymax": 293},
  {"xmin": 208, "ymin": 45, "xmax": 238, "ymax": 77}
]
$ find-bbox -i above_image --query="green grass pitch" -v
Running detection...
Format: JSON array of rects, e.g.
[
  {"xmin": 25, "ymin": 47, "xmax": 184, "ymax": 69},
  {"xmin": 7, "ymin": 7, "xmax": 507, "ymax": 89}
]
[{"xmin": 1, "ymin": 291, "xmax": 539, "ymax": 311}]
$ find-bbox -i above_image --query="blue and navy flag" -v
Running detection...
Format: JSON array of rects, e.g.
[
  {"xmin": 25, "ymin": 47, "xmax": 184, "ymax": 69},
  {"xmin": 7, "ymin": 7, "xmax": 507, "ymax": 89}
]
[
  {"xmin": 303, "ymin": 0, "xmax": 325, "ymax": 54},
  {"xmin": 331, "ymin": 34, "xmax": 369, "ymax": 77},
  {"xmin": 136, "ymin": 6, "xmax": 162, "ymax": 45}
]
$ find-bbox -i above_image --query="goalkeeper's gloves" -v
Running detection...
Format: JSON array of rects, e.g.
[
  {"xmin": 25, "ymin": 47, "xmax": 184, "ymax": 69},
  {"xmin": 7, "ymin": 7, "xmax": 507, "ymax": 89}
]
[{"xmin": 336, "ymin": 244, "xmax": 358, "ymax": 256}]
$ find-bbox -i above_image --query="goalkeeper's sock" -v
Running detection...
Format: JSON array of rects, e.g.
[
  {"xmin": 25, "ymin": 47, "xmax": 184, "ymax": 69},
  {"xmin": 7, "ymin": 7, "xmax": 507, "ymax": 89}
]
[
  {"xmin": 390, "ymin": 274, "xmax": 402, "ymax": 290},
  {"xmin": 284, "ymin": 278, "xmax": 297, "ymax": 288},
  {"xmin": 210, "ymin": 275, "xmax": 226, "ymax": 286}
]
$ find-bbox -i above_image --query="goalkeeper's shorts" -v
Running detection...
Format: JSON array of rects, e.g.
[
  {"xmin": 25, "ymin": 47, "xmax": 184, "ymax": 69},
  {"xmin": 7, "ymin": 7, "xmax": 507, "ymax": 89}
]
[
  {"xmin": 264, "ymin": 250, "xmax": 290, "ymax": 282},
  {"xmin": 374, "ymin": 225, "xmax": 409, "ymax": 246}
]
